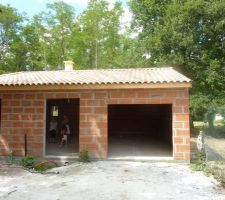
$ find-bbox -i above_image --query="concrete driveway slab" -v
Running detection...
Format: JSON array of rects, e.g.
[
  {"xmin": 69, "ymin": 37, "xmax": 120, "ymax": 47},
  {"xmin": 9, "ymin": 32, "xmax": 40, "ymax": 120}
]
[{"xmin": 0, "ymin": 161, "xmax": 224, "ymax": 200}]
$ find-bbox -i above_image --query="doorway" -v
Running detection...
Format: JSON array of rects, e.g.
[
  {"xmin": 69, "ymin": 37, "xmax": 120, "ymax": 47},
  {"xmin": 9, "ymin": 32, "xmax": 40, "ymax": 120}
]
[
  {"xmin": 108, "ymin": 104, "xmax": 173, "ymax": 158},
  {"xmin": 45, "ymin": 99, "xmax": 79, "ymax": 156}
]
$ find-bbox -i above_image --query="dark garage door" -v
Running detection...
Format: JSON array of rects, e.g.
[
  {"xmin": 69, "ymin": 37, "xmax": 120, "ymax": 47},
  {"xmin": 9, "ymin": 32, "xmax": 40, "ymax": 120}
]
[{"xmin": 108, "ymin": 104, "xmax": 173, "ymax": 158}]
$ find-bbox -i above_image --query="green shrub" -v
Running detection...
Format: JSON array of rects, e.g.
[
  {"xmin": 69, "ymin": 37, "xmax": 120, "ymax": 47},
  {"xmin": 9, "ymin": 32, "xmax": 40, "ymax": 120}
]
[
  {"xmin": 190, "ymin": 152, "xmax": 225, "ymax": 188},
  {"xmin": 204, "ymin": 162, "xmax": 225, "ymax": 188},
  {"xmin": 190, "ymin": 151, "xmax": 206, "ymax": 171},
  {"xmin": 7, "ymin": 151, "xmax": 14, "ymax": 164},
  {"xmin": 78, "ymin": 149, "xmax": 90, "ymax": 163},
  {"xmin": 34, "ymin": 164, "xmax": 55, "ymax": 172},
  {"xmin": 205, "ymin": 125, "xmax": 225, "ymax": 138},
  {"xmin": 34, "ymin": 160, "xmax": 57, "ymax": 172},
  {"xmin": 21, "ymin": 156, "xmax": 36, "ymax": 169}
]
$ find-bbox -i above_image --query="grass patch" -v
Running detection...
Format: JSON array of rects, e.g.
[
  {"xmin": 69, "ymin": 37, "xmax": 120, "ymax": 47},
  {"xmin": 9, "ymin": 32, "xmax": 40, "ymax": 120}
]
[
  {"xmin": 7, "ymin": 151, "xmax": 15, "ymax": 165},
  {"xmin": 193, "ymin": 121, "xmax": 206, "ymax": 129},
  {"xmin": 193, "ymin": 120, "xmax": 225, "ymax": 129},
  {"xmin": 34, "ymin": 164, "xmax": 55, "ymax": 172},
  {"xmin": 190, "ymin": 151, "xmax": 206, "ymax": 171},
  {"xmin": 190, "ymin": 151, "xmax": 225, "ymax": 188},
  {"xmin": 214, "ymin": 120, "xmax": 225, "ymax": 127},
  {"xmin": 205, "ymin": 162, "xmax": 225, "ymax": 188},
  {"xmin": 21, "ymin": 156, "xmax": 36, "ymax": 169},
  {"xmin": 193, "ymin": 121, "xmax": 225, "ymax": 138},
  {"xmin": 78, "ymin": 149, "xmax": 90, "ymax": 163},
  {"xmin": 20, "ymin": 156, "xmax": 57, "ymax": 172}
]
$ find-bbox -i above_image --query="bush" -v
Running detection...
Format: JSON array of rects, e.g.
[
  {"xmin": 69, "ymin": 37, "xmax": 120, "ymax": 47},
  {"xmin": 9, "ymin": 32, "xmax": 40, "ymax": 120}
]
[
  {"xmin": 34, "ymin": 164, "xmax": 55, "ymax": 172},
  {"xmin": 21, "ymin": 156, "xmax": 36, "ymax": 169},
  {"xmin": 78, "ymin": 149, "xmax": 90, "ymax": 163},
  {"xmin": 205, "ymin": 162, "xmax": 225, "ymax": 188},
  {"xmin": 34, "ymin": 160, "xmax": 58, "ymax": 172},
  {"xmin": 205, "ymin": 125, "xmax": 225, "ymax": 138},
  {"xmin": 7, "ymin": 151, "xmax": 14, "ymax": 164},
  {"xmin": 190, "ymin": 151, "xmax": 206, "ymax": 171},
  {"xmin": 190, "ymin": 152, "xmax": 225, "ymax": 188}
]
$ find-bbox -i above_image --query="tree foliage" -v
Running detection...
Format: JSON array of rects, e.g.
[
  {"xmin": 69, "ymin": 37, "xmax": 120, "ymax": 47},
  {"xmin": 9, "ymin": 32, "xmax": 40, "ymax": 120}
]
[
  {"xmin": 71, "ymin": 0, "xmax": 123, "ymax": 69},
  {"xmin": 1, "ymin": 0, "xmax": 136, "ymax": 71},
  {"xmin": 0, "ymin": 4, "xmax": 25, "ymax": 73},
  {"xmin": 130, "ymin": 0, "xmax": 225, "ymax": 120}
]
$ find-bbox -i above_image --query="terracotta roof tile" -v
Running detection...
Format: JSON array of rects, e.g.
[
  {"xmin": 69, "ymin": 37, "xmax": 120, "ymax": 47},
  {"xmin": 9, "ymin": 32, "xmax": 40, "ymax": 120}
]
[{"xmin": 0, "ymin": 67, "xmax": 191, "ymax": 86}]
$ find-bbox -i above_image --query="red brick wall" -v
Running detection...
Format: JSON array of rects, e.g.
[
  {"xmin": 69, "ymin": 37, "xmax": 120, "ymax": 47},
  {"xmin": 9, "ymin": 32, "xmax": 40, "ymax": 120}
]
[
  {"xmin": 0, "ymin": 88, "xmax": 190, "ymax": 160},
  {"xmin": 0, "ymin": 93, "xmax": 45, "ymax": 157}
]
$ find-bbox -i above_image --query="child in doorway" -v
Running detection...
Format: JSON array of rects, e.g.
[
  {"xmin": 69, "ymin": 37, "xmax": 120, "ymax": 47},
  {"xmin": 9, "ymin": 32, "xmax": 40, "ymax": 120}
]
[{"xmin": 59, "ymin": 116, "xmax": 70, "ymax": 147}]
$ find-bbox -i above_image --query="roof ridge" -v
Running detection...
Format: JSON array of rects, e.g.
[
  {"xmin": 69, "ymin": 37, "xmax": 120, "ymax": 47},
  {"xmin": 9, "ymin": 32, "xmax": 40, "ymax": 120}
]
[
  {"xmin": 0, "ymin": 67, "xmax": 175, "ymax": 76},
  {"xmin": 0, "ymin": 71, "xmax": 25, "ymax": 77},
  {"xmin": 71, "ymin": 67, "xmax": 174, "ymax": 72}
]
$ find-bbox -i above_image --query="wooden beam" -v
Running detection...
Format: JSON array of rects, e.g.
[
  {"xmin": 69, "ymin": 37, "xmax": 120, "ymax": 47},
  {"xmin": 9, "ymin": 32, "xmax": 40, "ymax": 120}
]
[{"xmin": 0, "ymin": 82, "xmax": 192, "ymax": 91}]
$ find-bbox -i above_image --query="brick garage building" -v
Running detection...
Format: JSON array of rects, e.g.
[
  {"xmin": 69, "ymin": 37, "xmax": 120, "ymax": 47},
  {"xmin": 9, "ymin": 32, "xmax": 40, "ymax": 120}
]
[{"xmin": 0, "ymin": 65, "xmax": 192, "ymax": 161}]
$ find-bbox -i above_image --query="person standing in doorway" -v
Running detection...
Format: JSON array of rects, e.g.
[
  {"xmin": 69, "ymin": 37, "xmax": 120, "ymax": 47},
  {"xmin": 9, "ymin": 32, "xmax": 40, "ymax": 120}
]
[
  {"xmin": 48, "ymin": 117, "xmax": 58, "ymax": 143},
  {"xmin": 59, "ymin": 115, "xmax": 71, "ymax": 147}
]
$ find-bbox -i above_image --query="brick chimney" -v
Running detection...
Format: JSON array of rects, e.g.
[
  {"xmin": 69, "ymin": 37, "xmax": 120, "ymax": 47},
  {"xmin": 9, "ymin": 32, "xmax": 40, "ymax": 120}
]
[{"xmin": 64, "ymin": 61, "xmax": 74, "ymax": 71}]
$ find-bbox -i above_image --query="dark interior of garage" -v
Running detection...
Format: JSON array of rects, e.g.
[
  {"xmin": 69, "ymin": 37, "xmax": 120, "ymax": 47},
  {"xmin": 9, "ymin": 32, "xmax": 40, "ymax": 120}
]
[
  {"xmin": 108, "ymin": 104, "xmax": 173, "ymax": 158},
  {"xmin": 45, "ymin": 99, "xmax": 79, "ymax": 156}
]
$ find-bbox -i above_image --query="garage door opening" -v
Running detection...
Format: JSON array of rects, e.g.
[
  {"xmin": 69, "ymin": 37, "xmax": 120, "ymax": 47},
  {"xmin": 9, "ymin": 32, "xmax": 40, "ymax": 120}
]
[
  {"xmin": 45, "ymin": 99, "xmax": 79, "ymax": 156},
  {"xmin": 108, "ymin": 104, "xmax": 173, "ymax": 159}
]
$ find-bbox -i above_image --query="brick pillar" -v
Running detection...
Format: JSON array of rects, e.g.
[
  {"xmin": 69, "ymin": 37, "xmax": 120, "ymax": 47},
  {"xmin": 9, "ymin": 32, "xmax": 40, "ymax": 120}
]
[
  {"xmin": 173, "ymin": 88, "xmax": 190, "ymax": 160},
  {"xmin": 79, "ymin": 92, "xmax": 108, "ymax": 158}
]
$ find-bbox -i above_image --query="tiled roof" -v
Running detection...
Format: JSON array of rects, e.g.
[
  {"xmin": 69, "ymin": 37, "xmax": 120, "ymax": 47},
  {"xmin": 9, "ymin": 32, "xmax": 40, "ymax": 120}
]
[{"xmin": 0, "ymin": 67, "xmax": 191, "ymax": 86}]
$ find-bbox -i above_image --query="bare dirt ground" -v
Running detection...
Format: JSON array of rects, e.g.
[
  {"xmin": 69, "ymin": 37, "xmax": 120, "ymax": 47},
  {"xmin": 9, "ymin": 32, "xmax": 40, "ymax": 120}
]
[{"xmin": 0, "ymin": 161, "xmax": 225, "ymax": 200}]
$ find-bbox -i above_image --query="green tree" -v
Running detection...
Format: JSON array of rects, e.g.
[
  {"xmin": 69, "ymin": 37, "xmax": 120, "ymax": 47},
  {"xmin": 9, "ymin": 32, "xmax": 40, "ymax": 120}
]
[
  {"xmin": 130, "ymin": 0, "xmax": 225, "ymax": 121},
  {"xmin": 31, "ymin": 1, "xmax": 75, "ymax": 70},
  {"xmin": 0, "ymin": 1, "xmax": 135, "ymax": 71},
  {"xmin": 72, "ymin": 0, "xmax": 123, "ymax": 69},
  {"xmin": 0, "ymin": 4, "xmax": 26, "ymax": 73},
  {"xmin": 21, "ymin": 21, "xmax": 44, "ymax": 71}
]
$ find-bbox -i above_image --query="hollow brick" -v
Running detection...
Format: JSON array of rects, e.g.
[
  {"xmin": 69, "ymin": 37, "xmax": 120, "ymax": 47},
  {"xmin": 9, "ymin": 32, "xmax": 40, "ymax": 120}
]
[
  {"xmin": 36, "ymin": 94, "xmax": 44, "ymax": 99},
  {"xmin": 137, "ymin": 92, "xmax": 149, "ymax": 98},
  {"xmin": 55, "ymin": 93, "xmax": 68, "ymax": 99},
  {"xmin": 80, "ymin": 107, "xmax": 93, "ymax": 113},
  {"xmin": 35, "ymin": 108, "xmax": 44, "ymax": 114},
  {"xmin": 95, "ymin": 92, "xmax": 107, "ymax": 99},
  {"xmin": 174, "ymin": 137, "xmax": 184, "ymax": 144},
  {"xmin": 2, "ymin": 94, "xmax": 13, "ymax": 99},
  {"xmin": 13, "ymin": 107, "xmax": 23, "ymax": 113},
  {"xmin": 174, "ymin": 153, "xmax": 184, "ymax": 160},
  {"xmin": 117, "ymin": 99, "xmax": 133, "ymax": 104},
  {"xmin": 176, "ymin": 114, "xmax": 189, "ymax": 122},
  {"xmin": 25, "ymin": 94, "xmax": 36, "ymax": 99},
  {"xmin": 184, "ymin": 153, "xmax": 190, "ymax": 160},
  {"xmin": 33, "ymin": 101, "xmax": 44, "ymax": 107},
  {"xmin": 176, "ymin": 99, "xmax": 189, "ymax": 106},
  {"xmin": 96, "ymin": 137, "xmax": 107, "ymax": 143},
  {"xmin": 80, "ymin": 93, "xmax": 93, "ymax": 99},
  {"xmin": 174, "ymin": 122, "xmax": 183, "ymax": 128},
  {"xmin": 80, "ymin": 137, "xmax": 93, "ymax": 143},
  {"xmin": 176, "ymin": 130, "xmax": 190, "ymax": 137},
  {"xmin": 44, "ymin": 93, "xmax": 56, "ymax": 99},
  {"xmin": 11, "ymin": 101, "xmax": 21, "ymax": 107},
  {"xmin": 25, "ymin": 108, "xmax": 35, "ymax": 113},
  {"xmin": 176, "ymin": 145, "xmax": 190, "ymax": 152}
]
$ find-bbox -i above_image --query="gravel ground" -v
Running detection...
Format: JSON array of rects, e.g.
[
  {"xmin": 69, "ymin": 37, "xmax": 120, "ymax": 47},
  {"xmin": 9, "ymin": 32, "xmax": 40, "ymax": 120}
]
[{"xmin": 0, "ymin": 161, "xmax": 225, "ymax": 200}]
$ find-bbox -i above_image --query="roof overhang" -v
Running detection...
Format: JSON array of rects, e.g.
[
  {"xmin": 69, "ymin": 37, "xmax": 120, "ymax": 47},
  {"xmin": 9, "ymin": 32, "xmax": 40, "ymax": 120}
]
[{"xmin": 0, "ymin": 82, "xmax": 192, "ymax": 91}]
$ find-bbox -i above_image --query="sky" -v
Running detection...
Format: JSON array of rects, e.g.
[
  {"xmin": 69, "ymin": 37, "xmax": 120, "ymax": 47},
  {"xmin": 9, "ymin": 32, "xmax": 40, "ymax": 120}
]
[
  {"xmin": 0, "ymin": 0, "xmax": 129, "ymax": 18},
  {"xmin": 0, "ymin": 0, "xmax": 134, "ymax": 36}
]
